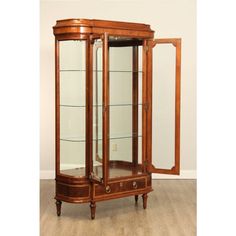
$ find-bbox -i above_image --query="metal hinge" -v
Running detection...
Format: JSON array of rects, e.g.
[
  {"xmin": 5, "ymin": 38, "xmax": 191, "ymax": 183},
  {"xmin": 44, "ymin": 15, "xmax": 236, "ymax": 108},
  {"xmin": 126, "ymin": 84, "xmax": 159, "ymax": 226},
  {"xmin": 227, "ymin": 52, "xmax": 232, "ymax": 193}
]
[{"xmin": 89, "ymin": 172, "xmax": 103, "ymax": 183}]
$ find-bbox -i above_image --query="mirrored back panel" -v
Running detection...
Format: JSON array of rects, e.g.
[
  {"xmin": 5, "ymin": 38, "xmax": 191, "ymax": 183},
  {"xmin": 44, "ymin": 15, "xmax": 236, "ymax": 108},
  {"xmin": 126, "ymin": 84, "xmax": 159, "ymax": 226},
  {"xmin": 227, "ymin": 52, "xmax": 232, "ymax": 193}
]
[{"xmin": 108, "ymin": 37, "xmax": 143, "ymax": 178}]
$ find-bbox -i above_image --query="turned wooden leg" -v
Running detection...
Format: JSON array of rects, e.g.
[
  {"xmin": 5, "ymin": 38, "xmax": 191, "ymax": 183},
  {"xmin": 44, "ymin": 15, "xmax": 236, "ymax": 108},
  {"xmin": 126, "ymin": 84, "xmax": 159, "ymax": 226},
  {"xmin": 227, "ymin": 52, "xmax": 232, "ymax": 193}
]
[
  {"xmin": 142, "ymin": 193, "xmax": 148, "ymax": 209},
  {"xmin": 55, "ymin": 200, "xmax": 62, "ymax": 216},
  {"xmin": 90, "ymin": 201, "xmax": 96, "ymax": 220},
  {"xmin": 135, "ymin": 195, "xmax": 138, "ymax": 203}
]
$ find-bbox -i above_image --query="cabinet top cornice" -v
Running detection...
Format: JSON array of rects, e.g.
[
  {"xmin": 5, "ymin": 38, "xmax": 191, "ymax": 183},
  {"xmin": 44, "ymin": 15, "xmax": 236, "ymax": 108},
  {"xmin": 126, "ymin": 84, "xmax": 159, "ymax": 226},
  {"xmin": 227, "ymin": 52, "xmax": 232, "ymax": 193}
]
[{"xmin": 53, "ymin": 18, "xmax": 154, "ymax": 39}]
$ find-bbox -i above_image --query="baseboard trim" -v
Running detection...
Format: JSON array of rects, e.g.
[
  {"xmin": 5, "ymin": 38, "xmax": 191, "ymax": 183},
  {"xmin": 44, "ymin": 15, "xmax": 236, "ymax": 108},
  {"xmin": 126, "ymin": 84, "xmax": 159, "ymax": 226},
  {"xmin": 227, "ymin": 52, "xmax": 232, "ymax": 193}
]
[
  {"xmin": 152, "ymin": 170, "xmax": 196, "ymax": 179},
  {"xmin": 40, "ymin": 170, "xmax": 196, "ymax": 180}
]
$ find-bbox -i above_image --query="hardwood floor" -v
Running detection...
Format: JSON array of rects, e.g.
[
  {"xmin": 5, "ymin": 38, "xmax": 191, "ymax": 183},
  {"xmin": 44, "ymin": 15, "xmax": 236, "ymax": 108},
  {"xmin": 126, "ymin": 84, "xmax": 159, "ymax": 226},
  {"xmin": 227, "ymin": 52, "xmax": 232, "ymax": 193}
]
[{"xmin": 40, "ymin": 180, "xmax": 196, "ymax": 236}]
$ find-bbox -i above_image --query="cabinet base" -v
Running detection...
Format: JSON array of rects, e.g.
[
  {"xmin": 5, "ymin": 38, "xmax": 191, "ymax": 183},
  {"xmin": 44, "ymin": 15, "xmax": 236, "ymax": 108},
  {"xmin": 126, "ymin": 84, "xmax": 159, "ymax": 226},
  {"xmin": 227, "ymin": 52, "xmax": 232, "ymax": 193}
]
[
  {"xmin": 55, "ymin": 191, "xmax": 151, "ymax": 219},
  {"xmin": 55, "ymin": 173, "xmax": 152, "ymax": 219}
]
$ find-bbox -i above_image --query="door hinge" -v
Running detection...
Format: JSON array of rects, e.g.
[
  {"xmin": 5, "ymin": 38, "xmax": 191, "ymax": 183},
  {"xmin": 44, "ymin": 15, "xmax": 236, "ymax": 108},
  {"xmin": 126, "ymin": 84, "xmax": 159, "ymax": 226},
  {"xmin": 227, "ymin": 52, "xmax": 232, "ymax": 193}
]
[{"xmin": 89, "ymin": 173, "xmax": 103, "ymax": 183}]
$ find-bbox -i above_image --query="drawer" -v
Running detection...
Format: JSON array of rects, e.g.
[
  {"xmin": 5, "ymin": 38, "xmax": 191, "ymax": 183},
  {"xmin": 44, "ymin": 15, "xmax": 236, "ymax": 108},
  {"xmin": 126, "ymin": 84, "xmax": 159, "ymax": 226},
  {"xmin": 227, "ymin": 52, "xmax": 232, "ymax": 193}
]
[
  {"xmin": 123, "ymin": 178, "xmax": 146, "ymax": 190},
  {"xmin": 94, "ymin": 177, "xmax": 146, "ymax": 196}
]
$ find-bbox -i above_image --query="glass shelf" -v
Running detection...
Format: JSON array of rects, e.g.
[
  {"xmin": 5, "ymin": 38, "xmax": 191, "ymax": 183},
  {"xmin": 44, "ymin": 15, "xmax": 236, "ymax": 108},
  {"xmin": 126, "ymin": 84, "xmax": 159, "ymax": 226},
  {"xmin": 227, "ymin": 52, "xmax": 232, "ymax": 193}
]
[
  {"xmin": 61, "ymin": 165, "xmax": 143, "ymax": 178},
  {"xmin": 60, "ymin": 133, "xmax": 142, "ymax": 142},
  {"xmin": 60, "ymin": 69, "xmax": 142, "ymax": 73},
  {"xmin": 60, "ymin": 103, "xmax": 143, "ymax": 108}
]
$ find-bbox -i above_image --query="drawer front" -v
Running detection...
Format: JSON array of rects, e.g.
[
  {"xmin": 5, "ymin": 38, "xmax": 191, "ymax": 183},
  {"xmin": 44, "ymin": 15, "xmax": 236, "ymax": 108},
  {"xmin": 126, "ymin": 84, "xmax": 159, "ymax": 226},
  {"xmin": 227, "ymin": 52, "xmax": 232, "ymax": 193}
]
[
  {"xmin": 94, "ymin": 178, "xmax": 146, "ymax": 197},
  {"xmin": 57, "ymin": 182, "xmax": 90, "ymax": 198},
  {"xmin": 123, "ymin": 179, "xmax": 146, "ymax": 190}
]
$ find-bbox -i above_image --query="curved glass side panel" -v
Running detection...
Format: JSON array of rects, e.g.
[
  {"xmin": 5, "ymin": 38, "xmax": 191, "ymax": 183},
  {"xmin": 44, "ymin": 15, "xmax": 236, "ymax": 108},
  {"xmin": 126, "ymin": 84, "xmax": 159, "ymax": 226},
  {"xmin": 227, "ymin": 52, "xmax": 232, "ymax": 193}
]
[{"xmin": 59, "ymin": 40, "xmax": 86, "ymax": 177}]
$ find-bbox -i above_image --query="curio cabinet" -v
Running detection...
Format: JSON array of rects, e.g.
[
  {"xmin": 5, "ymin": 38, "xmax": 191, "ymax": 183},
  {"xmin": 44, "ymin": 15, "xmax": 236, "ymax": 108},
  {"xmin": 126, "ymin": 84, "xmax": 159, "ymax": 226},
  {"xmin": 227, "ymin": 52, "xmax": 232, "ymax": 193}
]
[{"xmin": 53, "ymin": 19, "xmax": 181, "ymax": 219}]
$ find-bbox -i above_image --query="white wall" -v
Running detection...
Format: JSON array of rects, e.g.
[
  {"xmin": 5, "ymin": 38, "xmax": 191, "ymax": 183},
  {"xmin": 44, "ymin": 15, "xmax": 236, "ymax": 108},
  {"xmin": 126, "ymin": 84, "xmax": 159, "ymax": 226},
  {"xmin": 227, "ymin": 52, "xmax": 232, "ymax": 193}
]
[{"xmin": 40, "ymin": 0, "xmax": 196, "ymax": 178}]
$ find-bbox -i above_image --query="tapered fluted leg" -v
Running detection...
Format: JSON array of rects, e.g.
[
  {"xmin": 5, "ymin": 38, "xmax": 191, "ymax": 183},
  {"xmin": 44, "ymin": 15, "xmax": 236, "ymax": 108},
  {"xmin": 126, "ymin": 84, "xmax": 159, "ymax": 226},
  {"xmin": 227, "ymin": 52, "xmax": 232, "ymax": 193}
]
[
  {"xmin": 55, "ymin": 200, "xmax": 62, "ymax": 216},
  {"xmin": 90, "ymin": 201, "xmax": 96, "ymax": 220},
  {"xmin": 142, "ymin": 193, "xmax": 148, "ymax": 209},
  {"xmin": 135, "ymin": 195, "xmax": 138, "ymax": 203}
]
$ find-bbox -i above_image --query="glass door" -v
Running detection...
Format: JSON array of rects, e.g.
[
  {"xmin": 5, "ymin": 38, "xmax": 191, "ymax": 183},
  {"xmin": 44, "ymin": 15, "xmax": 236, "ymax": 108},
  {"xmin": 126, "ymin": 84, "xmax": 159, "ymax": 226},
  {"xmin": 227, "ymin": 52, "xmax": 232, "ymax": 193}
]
[
  {"xmin": 93, "ymin": 36, "xmax": 145, "ymax": 181},
  {"xmin": 147, "ymin": 38, "xmax": 181, "ymax": 175},
  {"xmin": 90, "ymin": 34, "xmax": 109, "ymax": 185},
  {"xmin": 107, "ymin": 36, "xmax": 144, "ymax": 179}
]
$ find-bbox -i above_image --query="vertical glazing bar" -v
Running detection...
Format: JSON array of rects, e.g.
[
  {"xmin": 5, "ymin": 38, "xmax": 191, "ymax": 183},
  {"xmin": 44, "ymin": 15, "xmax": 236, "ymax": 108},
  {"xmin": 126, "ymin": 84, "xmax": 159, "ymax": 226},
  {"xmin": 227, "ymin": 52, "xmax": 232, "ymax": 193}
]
[
  {"xmin": 88, "ymin": 37, "xmax": 94, "ymax": 175},
  {"xmin": 55, "ymin": 39, "xmax": 60, "ymax": 176},
  {"xmin": 146, "ymin": 40, "xmax": 153, "ymax": 170},
  {"xmin": 174, "ymin": 39, "xmax": 181, "ymax": 174},
  {"xmin": 142, "ymin": 40, "xmax": 147, "ymax": 173},
  {"xmin": 102, "ymin": 33, "xmax": 109, "ymax": 185},
  {"xmin": 132, "ymin": 46, "xmax": 139, "ymax": 166},
  {"xmin": 95, "ymin": 45, "xmax": 99, "ymax": 162},
  {"xmin": 86, "ymin": 38, "xmax": 91, "ymax": 177}
]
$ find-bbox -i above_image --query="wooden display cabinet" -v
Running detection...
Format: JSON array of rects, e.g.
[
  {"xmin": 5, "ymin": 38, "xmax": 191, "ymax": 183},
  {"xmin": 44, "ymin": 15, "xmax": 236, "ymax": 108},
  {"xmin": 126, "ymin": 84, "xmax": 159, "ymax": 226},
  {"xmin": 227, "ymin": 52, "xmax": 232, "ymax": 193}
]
[{"xmin": 53, "ymin": 19, "xmax": 181, "ymax": 219}]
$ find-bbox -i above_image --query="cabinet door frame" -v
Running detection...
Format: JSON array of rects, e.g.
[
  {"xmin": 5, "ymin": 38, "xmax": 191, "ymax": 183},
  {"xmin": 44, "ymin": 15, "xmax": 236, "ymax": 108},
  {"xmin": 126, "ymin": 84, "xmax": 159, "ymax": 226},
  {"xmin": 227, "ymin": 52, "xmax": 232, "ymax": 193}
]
[
  {"xmin": 146, "ymin": 38, "xmax": 181, "ymax": 175},
  {"xmin": 89, "ymin": 33, "xmax": 109, "ymax": 186}
]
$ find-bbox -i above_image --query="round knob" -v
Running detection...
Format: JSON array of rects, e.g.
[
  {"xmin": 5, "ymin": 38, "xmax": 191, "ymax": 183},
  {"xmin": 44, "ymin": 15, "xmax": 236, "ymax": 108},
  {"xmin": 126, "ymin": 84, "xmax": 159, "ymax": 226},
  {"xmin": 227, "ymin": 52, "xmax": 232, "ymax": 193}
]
[
  {"xmin": 133, "ymin": 181, "xmax": 137, "ymax": 189},
  {"xmin": 105, "ymin": 185, "xmax": 111, "ymax": 193}
]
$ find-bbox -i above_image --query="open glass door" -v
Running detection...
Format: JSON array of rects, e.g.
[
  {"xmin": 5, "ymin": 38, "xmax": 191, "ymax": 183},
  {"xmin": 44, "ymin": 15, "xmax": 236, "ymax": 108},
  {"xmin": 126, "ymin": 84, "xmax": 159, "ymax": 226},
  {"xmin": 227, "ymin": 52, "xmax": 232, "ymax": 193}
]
[
  {"xmin": 147, "ymin": 38, "xmax": 181, "ymax": 175},
  {"xmin": 90, "ymin": 33, "xmax": 109, "ymax": 185}
]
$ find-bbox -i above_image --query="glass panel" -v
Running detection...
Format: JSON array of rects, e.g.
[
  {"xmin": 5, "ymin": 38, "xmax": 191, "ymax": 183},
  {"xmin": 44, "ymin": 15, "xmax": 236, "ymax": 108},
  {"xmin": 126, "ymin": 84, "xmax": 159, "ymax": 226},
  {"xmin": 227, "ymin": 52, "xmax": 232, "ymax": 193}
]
[
  {"xmin": 138, "ymin": 105, "xmax": 142, "ymax": 164},
  {"xmin": 108, "ymin": 37, "xmax": 143, "ymax": 178},
  {"xmin": 59, "ymin": 40, "xmax": 86, "ymax": 176},
  {"xmin": 152, "ymin": 43, "xmax": 176, "ymax": 169},
  {"xmin": 60, "ymin": 40, "xmax": 86, "ymax": 70},
  {"xmin": 60, "ymin": 141, "xmax": 85, "ymax": 177},
  {"xmin": 93, "ymin": 39, "xmax": 103, "ymax": 180},
  {"xmin": 60, "ymin": 71, "xmax": 86, "ymax": 106}
]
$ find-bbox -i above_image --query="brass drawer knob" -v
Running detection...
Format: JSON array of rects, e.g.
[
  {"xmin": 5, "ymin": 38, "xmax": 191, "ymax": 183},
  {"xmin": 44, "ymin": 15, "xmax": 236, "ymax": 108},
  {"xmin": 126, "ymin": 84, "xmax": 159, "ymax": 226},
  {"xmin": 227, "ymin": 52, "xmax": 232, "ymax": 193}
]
[
  {"xmin": 105, "ymin": 185, "xmax": 111, "ymax": 193},
  {"xmin": 133, "ymin": 181, "xmax": 137, "ymax": 189}
]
